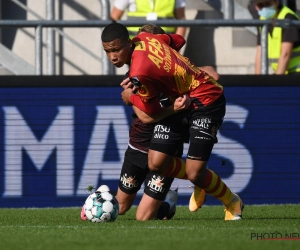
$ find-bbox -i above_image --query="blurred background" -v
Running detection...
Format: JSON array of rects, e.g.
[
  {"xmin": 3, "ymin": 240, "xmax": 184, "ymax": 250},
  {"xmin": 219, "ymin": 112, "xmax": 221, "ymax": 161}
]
[{"xmin": 2, "ymin": 0, "xmax": 299, "ymax": 76}]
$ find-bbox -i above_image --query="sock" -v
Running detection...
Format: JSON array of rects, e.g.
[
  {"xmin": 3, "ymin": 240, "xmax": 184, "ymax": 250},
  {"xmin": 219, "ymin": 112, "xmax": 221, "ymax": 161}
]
[
  {"xmin": 162, "ymin": 157, "xmax": 188, "ymax": 180},
  {"xmin": 200, "ymin": 169, "xmax": 234, "ymax": 205}
]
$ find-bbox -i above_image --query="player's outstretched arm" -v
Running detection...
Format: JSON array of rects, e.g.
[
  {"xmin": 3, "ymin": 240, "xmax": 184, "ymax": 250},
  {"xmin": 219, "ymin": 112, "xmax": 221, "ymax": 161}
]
[{"xmin": 132, "ymin": 94, "xmax": 191, "ymax": 124}]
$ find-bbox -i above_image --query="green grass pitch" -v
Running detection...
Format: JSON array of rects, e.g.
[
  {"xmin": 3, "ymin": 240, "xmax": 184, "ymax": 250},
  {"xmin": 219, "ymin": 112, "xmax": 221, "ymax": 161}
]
[{"xmin": 0, "ymin": 205, "xmax": 299, "ymax": 250}]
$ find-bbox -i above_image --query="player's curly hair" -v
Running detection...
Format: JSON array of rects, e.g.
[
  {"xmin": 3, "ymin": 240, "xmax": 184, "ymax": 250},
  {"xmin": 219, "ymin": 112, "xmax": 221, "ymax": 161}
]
[
  {"xmin": 137, "ymin": 24, "xmax": 166, "ymax": 35},
  {"xmin": 101, "ymin": 22, "xmax": 129, "ymax": 42}
]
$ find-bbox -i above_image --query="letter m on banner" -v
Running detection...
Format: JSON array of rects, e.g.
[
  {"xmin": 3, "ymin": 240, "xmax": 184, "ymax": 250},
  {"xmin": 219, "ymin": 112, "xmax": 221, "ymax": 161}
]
[{"xmin": 3, "ymin": 106, "xmax": 74, "ymax": 197}]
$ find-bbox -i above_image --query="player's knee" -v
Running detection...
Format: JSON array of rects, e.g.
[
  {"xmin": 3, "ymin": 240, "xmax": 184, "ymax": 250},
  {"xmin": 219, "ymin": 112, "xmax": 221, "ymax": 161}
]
[
  {"xmin": 148, "ymin": 158, "xmax": 163, "ymax": 173},
  {"xmin": 148, "ymin": 164, "xmax": 162, "ymax": 174},
  {"xmin": 148, "ymin": 154, "xmax": 172, "ymax": 174}
]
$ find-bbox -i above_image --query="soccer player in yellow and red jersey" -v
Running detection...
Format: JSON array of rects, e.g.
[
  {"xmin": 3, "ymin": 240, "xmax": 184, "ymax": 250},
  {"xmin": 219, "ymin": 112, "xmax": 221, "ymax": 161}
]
[{"xmin": 102, "ymin": 23, "xmax": 243, "ymax": 220}]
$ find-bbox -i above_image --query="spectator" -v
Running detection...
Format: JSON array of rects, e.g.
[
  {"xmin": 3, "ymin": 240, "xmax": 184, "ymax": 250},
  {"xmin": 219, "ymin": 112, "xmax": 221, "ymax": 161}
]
[
  {"xmin": 248, "ymin": 0, "xmax": 297, "ymax": 18},
  {"xmin": 110, "ymin": 0, "xmax": 186, "ymax": 38},
  {"xmin": 254, "ymin": 0, "xmax": 300, "ymax": 74}
]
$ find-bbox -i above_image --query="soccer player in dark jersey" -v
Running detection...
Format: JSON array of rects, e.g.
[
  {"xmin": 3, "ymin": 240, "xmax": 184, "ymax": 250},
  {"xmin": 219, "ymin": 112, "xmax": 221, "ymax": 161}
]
[
  {"xmin": 119, "ymin": 25, "xmax": 191, "ymax": 221},
  {"xmin": 115, "ymin": 25, "xmax": 198, "ymax": 220},
  {"xmin": 115, "ymin": 71, "xmax": 190, "ymax": 221},
  {"xmin": 101, "ymin": 23, "xmax": 244, "ymax": 221},
  {"xmin": 123, "ymin": 94, "xmax": 190, "ymax": 220},
  {"xmin": 81, "ymin": 91, "xmax": 189, "ymax": 221}
]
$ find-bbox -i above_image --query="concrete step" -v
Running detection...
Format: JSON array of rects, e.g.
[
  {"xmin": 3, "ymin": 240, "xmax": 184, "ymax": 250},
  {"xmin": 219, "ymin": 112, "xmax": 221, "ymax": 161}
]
[
  {"xmin": 0, "ymin": 43, "xmax": 35, "ymax": 75},
  {"xmin": 0, "ymin": 66, "xmax": 13, "ymax": 75}
]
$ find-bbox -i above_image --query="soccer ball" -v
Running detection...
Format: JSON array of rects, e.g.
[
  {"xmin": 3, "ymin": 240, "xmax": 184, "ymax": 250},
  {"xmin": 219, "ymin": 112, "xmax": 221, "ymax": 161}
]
[{"xmin": 84, "ymin": 190, "xmax": 119, "ymax": 223}]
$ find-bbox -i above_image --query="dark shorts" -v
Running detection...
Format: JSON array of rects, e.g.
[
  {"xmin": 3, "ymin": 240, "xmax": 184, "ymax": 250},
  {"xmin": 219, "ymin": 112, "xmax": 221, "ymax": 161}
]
[
  {"xmin": 119, "ymin": 146, "xmax": 174, "ymax": 201},
  {"xmin": 150, "ymin": 94, "xmax": 226, "ymax": 161},
  {"xmin": 150, "ymin": 110, "xmax": 189, "ymax": 155}
]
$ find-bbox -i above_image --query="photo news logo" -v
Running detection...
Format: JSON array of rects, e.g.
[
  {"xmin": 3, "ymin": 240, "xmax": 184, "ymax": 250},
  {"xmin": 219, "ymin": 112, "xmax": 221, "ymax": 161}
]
[{"xmin": 251, "ymin": 232, "xmax": 300, "ymax": 241}]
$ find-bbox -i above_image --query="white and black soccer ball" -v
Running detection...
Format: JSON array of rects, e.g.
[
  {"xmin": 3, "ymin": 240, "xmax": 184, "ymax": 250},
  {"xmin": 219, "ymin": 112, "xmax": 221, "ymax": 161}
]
[{"xmin": 84, "ymin": 190, "xmax": 119, "ymax": 223}]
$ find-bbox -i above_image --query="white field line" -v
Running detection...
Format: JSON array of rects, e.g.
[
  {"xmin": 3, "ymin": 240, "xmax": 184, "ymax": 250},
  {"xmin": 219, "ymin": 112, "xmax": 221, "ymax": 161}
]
[{"xmin": 0, "ymin": 225, "xmax": 272, "ymax": 230}]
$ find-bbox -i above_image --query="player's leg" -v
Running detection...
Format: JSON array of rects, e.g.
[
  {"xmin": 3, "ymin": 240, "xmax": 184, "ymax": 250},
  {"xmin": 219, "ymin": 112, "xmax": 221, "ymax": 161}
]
[
  {"xmin": 116, "ymin": 188, "xmax": 137, "ymax": 215},
  {"xmin": 149, "ymin": 126, "xmax": 243, "ymax": 219},
  {"xmin": 147, "ymin": 110, "xmax": 211, "ymax": 216},
  {"xmin": 147, "ymin": 149, "xmax": 205, "ymax": 211},
  {"xmin": 137, "ymin": 189, "xmax": 179, "ymax": 221},
  {"xmin": 117, "ymin": 146, "xmax": 149, "ymax": 215},
  {"xmin": 185, "ymin": 108, "xmax": 244, "ymax": 220},
  {"xmin": 148, "ymin": 150, "xmax": 174, "ymax": 174},
  {"xmin": 136, "ymin": 172, "xmax": 175, "ymax": 221},
  {"xmin": 148, "ymin": 111, "xmax": 188, "ymax": 178},
  {"xmin": 136, "ymin": 193, "xmax": 163, "ymax": 220},
  {"xmin": 144, "ymin": 123, "xmax": 189, "ymax": 220},
  {"xmin": 147, "ymin": 111, "xmax": 201, "ymax": 215},
  {"xmin": 186, "ymin": 158, "xmax": 244, "ymax": 220},
  {"xmin": 148, "ymin": 98, "xmax": 244, "ymax": 220}
]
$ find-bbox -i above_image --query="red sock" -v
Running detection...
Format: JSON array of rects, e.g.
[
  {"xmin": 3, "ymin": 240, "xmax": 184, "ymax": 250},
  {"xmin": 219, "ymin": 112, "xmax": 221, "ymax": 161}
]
[
  {"xmin": 163, "ymin": 157, "xmax": 188, "ymax": 180},
  {"xmin": 201, "ymin": 169, "xmax": 234, "ymax": 205}
]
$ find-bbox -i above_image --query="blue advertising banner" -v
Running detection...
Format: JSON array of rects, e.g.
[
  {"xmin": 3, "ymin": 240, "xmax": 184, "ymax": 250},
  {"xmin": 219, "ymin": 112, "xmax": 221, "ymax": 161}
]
[{"xmin": 0, "ymin": 79, "xmax": 299, "ymax": 207}]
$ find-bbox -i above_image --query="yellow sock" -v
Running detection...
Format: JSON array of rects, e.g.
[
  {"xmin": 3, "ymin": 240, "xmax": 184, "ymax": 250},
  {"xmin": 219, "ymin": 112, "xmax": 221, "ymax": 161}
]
[
  {"xmin": 201, "ymin": 169, "xmax": 234, "ymax": 205},
  {"xmin": 162, "ymin": 157, "xmax": 188, "ymax": 180}
]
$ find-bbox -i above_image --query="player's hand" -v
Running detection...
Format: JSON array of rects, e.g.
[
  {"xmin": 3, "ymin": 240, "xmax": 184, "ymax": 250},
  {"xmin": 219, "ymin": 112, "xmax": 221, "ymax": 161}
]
[
  {"xmin": 173, "ymin": 94, "xmax": 191, "ymax": 112},
  {"xmin": 121, "ymin": 88, "xmax": 133, "ymax": 106},
  {"xmin": 120, "ymin": 77, "xmax": 133, "ymax": 89}
]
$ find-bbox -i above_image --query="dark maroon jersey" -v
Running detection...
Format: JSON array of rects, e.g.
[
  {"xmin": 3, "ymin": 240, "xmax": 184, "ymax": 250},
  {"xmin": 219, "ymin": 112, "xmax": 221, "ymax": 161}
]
[
  {"xmin": 128, "ymin": 92, "xmax": 171, "ymax": 153},
  {"xmin": 128, "ymin": 115, "xmax": 155, "ymax": 153}
]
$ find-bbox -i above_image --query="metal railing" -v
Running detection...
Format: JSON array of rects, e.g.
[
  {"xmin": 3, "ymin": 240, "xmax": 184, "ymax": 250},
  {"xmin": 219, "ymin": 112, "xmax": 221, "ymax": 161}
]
[
  {"xmin": 4, "ymin": 0, "xmax": 234, "ymax": 75},
  {"xmin": 8, "ymin": 0, "xmax": 113, "ymax": 75},
  {"xmin": 224, "ymin": 0, "xmax": 234, "ymax": 19},
  {"xmin": 1, "ymin": 19, "xmax": 300, "ymax": 75}
]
